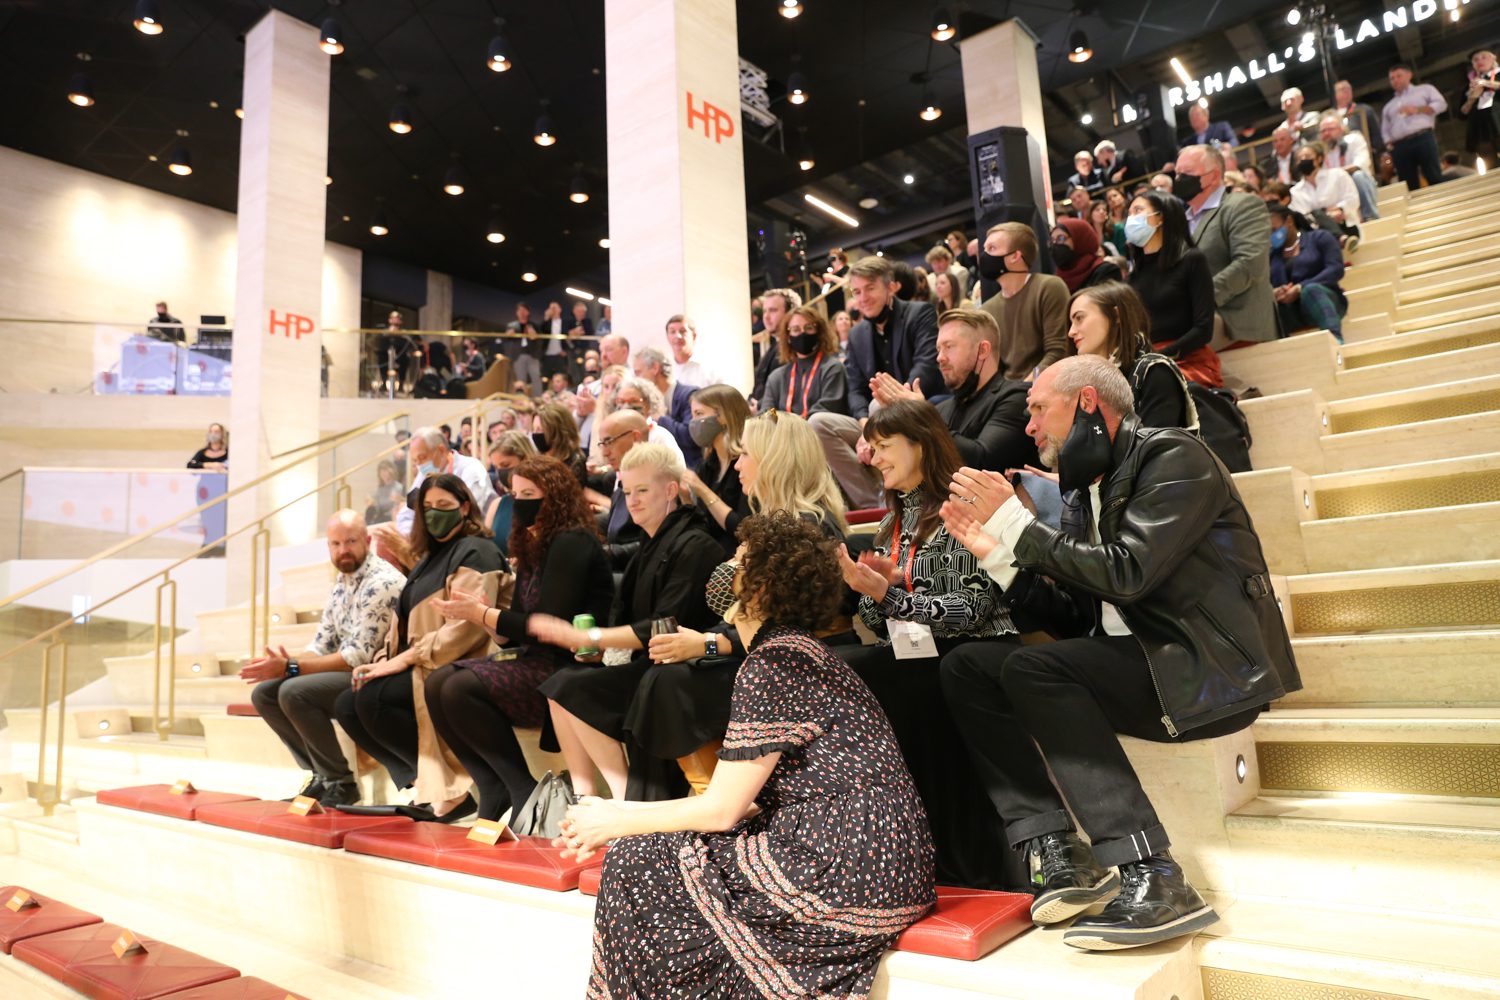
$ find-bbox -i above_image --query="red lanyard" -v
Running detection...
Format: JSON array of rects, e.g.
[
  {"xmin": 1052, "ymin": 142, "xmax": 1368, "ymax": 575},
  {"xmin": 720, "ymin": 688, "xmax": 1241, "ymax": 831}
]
[
  {"xmin": 785, "ymin": 352, "xmax": 823, "ymax": 417},
  {"xmin": 890, "ymin": 509, "xmax": 918, "ymax": 592}
]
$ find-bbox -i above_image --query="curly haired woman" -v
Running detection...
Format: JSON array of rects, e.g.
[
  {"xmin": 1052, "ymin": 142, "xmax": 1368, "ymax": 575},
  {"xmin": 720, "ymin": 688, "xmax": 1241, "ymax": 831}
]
[{"xmin": 559, "ymin": 511, "xmax": 936, "ymax": 999}]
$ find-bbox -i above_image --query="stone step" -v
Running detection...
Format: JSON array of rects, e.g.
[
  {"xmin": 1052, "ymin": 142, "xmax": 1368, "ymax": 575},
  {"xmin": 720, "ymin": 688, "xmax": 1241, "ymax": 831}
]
[
  {"xmin": 193, "ymin": 603, "xmax": 313, "ymax": 655},
  {"xmin": 1220, "ymin": 330, "xmax": 1500, "ymax": 402},
  {"xmin": 1226, "ymin": 794, "xmax": 1500, "ymax": 922},
  {"xmin": 1197, "ymin": 897, "xmax": 1500, "ymax": 1000},
  {"xmin": 102, "ymin": 625, "xmax": 312, "ymax": 705},
  {"xmin": 1285, "ymin": 630, "xmax": 1500, "ymax": 708},
  {"xmin": 1404, "ymin": 173, "xmax": 1500, "ymax": 211},
  {"xmin": 1401, "ymin": 217, "xmax": 1500, "ymax": 255},
  {"xmin": 1298, "ymin": 501, "xmax": 1500, "ymax": 573},
  {"xmin": 1395, "ymin": 284, "xmax": 1500, "ymax": 324},
  {"xmin": 1308, "ymin": 450, "xmax": 1500, "ymax": 518},
  {"xmin": 1321, "ymin": 408, "xmax": 1500, "ymax": 472},
  {"xmin": 277, "ymin": 560, "xmax": 336, "ymax": 609},
  {"xmin": 1342, "ymin": 317, "xmax": 1500, "ymax": 371},
  {"xmin": 1285, "ymin": 559, "xmax": 1500, "ymax": 636},
  {"xmin": 1399, "ymin": 234, "xmax": 1498, "ymax": 276},
  {"xmin": 1397, "ymin": 259, "xmax": 1500, "ymax": 306},
  {"xmin": 1323, "ymin": 373, "xmax": 1500, "ymax": 433},
  {"xmin": 1252, "ymin": 707, "xmax": 1500, "ymax": 799},
  {"xmin": 1336, "ymin": 341, "xmax": 1500, "ymax": 401}
]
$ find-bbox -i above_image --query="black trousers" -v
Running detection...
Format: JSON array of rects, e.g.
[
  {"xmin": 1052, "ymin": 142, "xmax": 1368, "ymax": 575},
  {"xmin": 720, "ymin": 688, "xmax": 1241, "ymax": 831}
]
[
  {"xmin": 940, "ymin": 636, "xmax": 1262, "ymax": 869},
  {"xmin": 333, "ymin": 672, "xmax": 418, "ymax": 791},
  {"xmin": 424, "ymin": 664, "xmax": 537, "ymax": 824},
  {"xmin": 1390, "ymin": 130, "xmax": 1444, "ymax": 190}
]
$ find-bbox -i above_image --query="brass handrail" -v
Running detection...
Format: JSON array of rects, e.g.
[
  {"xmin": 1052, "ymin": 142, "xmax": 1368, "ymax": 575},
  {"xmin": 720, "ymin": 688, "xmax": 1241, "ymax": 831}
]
[{"xmin": 269, "ymin": 408, "xmax": 418, "ymax": 460}]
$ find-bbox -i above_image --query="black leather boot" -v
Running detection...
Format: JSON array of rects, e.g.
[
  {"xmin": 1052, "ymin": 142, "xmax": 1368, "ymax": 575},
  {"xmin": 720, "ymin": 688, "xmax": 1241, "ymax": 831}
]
[
  {"xmin": 281, "ymin": 776, "xmax": 325, "ymax": 803},
  {"xmin": 1026, "ymin": 831, "xmax": 1121, "ymax": 926},
  {"xmin": 1062, "ymin": 851, "xmax": 1218, "ymax": 950}
]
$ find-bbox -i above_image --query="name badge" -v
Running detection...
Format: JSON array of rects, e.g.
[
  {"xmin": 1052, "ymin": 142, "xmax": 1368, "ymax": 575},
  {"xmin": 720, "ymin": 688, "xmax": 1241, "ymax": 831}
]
[
  {"xmin": 5, "ymin": 890, "xmax": 38, "ymax": 912},
  {"xmin": 288, "ymin": 796, "xmax": 324, "ymax": 816},
  {"xmin": 888, "ymin": 620, "xmax": 938, "ymax": 660},
  {"xmin": 112, "ymin": 930, "xmax": 147, "ymax": 959},
  {"xmin": 467, "ymin": 818, "xmax": 519, "ymax": 846},
  {"xmin": 169, "ymin": 779, "xmax": 197, "ymax": 796}
]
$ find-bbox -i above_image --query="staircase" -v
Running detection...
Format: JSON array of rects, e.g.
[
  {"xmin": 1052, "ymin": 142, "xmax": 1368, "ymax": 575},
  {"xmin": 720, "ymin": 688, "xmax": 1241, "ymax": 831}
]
[{"xmin": 1, "ymin": 175, "xmax": 1498, "ymax": 999}]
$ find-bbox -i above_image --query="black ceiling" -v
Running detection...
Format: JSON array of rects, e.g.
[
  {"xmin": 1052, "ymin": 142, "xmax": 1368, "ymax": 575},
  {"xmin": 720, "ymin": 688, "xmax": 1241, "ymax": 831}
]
[{"xmin": 2, "ymin": 0, "xmax": 1485, "ymax": 296}]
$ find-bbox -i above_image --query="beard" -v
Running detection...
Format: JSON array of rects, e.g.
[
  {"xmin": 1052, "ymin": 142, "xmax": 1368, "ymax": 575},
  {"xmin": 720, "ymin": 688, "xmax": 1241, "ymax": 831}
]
[{"xmin": 1039, "ymin": 435, "xmax": 1062, "ymax": 470}]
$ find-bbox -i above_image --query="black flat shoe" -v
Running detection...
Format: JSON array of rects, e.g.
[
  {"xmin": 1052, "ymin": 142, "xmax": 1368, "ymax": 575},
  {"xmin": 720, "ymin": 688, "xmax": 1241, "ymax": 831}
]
[
  {"xmin": 431, "ymin": 794, "xmax": 478, "ymax": 825},
  {"xmin": 281, "ymin": 777, "xmax": 326, "ymax": 803},
  {"xmin": 1026, "ymin": 831, "xmax": 1120, "ymax": 926},
  {"xmin": 317, "ymin": 782, "xmax": 361, "ymax": 808},
  {"xmin": 1062, "ymin": 851, "xmax": 1217, "ymax": 951}
]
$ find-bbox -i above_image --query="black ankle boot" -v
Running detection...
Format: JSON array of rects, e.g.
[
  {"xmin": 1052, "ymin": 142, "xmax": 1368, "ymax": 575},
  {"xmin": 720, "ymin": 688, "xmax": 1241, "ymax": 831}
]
[
  {"xmin": 1026, "ymin": 831, "xmax": 1120, "ymax": 926},
  {"xmin": 1062, "ymin": 851, "xmax": 1217, "ymax": 951},
  {"xmin": 281, "ymin": 776, "xmax": 326, "ymax": 803}
]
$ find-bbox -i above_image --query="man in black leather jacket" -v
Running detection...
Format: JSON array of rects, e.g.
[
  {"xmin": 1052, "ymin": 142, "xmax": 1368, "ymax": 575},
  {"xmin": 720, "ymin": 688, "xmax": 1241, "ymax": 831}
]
[{"xmin": 939, "ymin": 355, "xmax": 1300, "ymax": 952}]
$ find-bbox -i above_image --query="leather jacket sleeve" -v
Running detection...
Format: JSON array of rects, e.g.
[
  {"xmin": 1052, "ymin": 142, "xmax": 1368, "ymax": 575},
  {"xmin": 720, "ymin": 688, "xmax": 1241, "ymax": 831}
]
[
  {"xmin": 1002, "ymin": 568, "xmax": 1094, "ymax": 638},
  {"xmin": 1012, "ymin": 434, "xmax": 1229, "ymax": 605}
]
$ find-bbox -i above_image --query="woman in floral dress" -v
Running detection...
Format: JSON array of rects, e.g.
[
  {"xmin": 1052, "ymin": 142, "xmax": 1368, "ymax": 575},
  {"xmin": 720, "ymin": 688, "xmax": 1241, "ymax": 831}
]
[{"xmin": 558, "ymin": 512, "xmax": 936, "ymax": 999}]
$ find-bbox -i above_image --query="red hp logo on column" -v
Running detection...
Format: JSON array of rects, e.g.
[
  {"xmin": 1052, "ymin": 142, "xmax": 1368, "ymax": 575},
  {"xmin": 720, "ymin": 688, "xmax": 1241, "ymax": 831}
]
[
  {"xmin": 268, "ymin": 310, "xmax": 315, "ymax": 339},
  {"xmin": 686, "ymin": 91, "xmax": 735, "ymax": 144}
]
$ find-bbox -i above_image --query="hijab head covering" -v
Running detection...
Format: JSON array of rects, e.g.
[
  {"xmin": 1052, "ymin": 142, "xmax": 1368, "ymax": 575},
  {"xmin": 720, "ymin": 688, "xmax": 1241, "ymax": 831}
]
[{"xmin": 1054, "ymin": 216, "xmax": 1103, "ymax": 293}]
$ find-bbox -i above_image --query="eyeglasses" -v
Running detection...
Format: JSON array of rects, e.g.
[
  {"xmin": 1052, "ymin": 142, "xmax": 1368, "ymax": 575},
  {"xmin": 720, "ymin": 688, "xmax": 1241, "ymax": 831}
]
[{"xmin": 599, "ymin": 430, "xmax": 638, "ymax": 448}]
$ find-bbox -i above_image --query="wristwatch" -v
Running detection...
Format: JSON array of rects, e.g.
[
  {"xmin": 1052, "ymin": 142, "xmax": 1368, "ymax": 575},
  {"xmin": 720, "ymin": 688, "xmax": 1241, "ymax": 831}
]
[
  {"xmin": 705, "ymin": 634, "xmax": 721, "ymax": 657},
  {"xmin": 285, "ymin": 660, "xmax": 301, "ymax": 678}
]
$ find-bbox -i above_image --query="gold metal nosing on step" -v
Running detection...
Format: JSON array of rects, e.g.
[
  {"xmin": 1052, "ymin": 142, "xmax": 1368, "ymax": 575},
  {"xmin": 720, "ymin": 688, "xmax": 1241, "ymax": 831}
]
[
  {"xmin": 1290, "ymin": 581, "xmax": 1500, "ymax": 634},
  {"xmin": 1203, "ymin": 968, "xmax": 1423, "ymax": 1000},
  {"xmin": 1257, "ymin": 741, "xmax": 1500, "ymax": 798},
  {"xmin": 1328, "ymin": 390, "xmax": 1500, "ymax": 434},
  {"xmin": 1340, "ymin": 329, "xmax": 1500, "ymax": 370},
  {"xmin": 1314, "ymin": 470, "xmax": 1500, "ymax": 519}
]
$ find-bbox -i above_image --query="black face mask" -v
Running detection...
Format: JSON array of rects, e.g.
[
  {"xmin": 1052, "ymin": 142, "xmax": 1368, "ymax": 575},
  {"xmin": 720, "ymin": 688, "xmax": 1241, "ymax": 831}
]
[
  {"xmin": 1295, "ymin": 159, "xmax": 1317, "ymax": 177},
  {"xmin": 871, "ymin": 302, "xmax": 894, "ymax": 327},
  {"xmin": 1051, "ymin": 243, "xmax": 1077, "ymax": 269},
  {"xmin": 977, "ymin": 250, "xmax": 1013, "ymax": 282},
  {"xmin": 789, "ymin": 332, "xmax": 821, "ymax": 356},
  {"xmin": 531, "ymin": 432, "xmax": 549, "ymax": 452},
  {"xmin": 1172, "ymin": 173, "xmax": 1204, "ymax": 202},
  {"xmin": 1056, "ymin": 397, "xmax": 1114, "ymax": 494},
  {"xmin": 511, "ymin": 496, "xmax": 543, "ymax": 530}
]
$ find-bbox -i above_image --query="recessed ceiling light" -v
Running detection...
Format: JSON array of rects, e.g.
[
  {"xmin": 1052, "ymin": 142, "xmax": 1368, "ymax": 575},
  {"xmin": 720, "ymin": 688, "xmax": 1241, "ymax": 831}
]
[
  {"xmin": 443, "ymin": 165, "xmax": 465, "ymax": 196},
  {"xmin": 67, "ymin": 73, "xmax": 94, "ymax": 107},
  {"xmin": 388, "ymin": 103, "xmax": 413, "ymax": 134},
  {"xmin": 903, "ymin": 173, "xmax": 915, "ymax": 185},
  {"xmin": 598, "ymin": 237, "xmax": 611, "ymax": 249},
  {"xmin": 521, "ymin": 270, "xmax": 538, "ymax": 283},
  {"xmin": 1080, "ymin": 112, "xmax": 1094, "ymax": 125},
  {"xmin": 779, "ymin": 0, "xmax": 803, "ymax": 18},
  {"xmin": 858, "ymin": 196, "xmax": 878, "ymax": 209}
]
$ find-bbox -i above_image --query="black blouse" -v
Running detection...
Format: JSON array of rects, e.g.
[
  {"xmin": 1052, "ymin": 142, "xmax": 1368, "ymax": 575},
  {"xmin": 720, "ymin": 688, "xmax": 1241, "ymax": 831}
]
[
  {"xmin": 1129, "ymin": 247, "xmax": 1216, "ymax": 359},
  {"xmin": 494, "ymin": 528, "xmax": 614, "ymax": 641},
  {"xmin": 696, "ymin": 450, "xmax": 751, "ymax": 554},
  {"xmin": 186, "ymin": 447, "xmax": 228, "ymax": 469},
  {"xmin": 614, "ymin": 505, "xmax": 723, "ymax": 644}
]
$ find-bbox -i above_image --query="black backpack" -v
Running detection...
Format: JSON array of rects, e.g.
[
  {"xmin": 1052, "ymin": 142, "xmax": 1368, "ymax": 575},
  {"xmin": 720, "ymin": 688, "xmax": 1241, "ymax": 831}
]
[
  {"xmin": 1188, "ymin": 383, "xmax": 1253, "ymax": 473},
  {"xmin": 412, "ymin": 372, "xmax": 445, "ymax": 398}
]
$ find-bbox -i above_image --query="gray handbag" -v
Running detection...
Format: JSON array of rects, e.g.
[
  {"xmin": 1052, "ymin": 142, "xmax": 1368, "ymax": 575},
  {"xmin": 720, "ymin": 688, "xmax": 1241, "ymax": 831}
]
[{"xmin": 509, "ymin": 769, "xmax": 576, "ymax": 838}]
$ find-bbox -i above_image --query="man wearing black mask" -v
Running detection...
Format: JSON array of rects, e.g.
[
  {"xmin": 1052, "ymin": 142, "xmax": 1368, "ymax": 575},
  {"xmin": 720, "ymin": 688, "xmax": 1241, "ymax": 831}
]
[
  {"xmin": 1176, "ymin": 144, "xmax": 1277, "ymax": 347},
  {"xmin": 977, "ymin": 222, "xmax": 1070, "ymax": 381},
  {"xmin": 871, "ymin": 308, "xmax": 1036, "ymax": 471},
  {"xmin": 938, "ymin": 355, "xmax": 1300, "ymax": 951}
]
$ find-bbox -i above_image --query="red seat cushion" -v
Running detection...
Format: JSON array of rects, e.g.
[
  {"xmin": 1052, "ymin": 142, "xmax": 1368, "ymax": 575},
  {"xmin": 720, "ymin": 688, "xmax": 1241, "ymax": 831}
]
[
  {"xmin": 95, "ymin": 786, "xmax": 258, "ymax": 822},
  {"xmin": 148, "ymin": 976, "xmax": 306, "ymax": 999},
  {"xmin": 194, "ymin": 800, "xmax": 412, "ymax": 849},
  {"xmin": 577, "ymin": 865, "xmax": 602, "ymax": 897},
  {"xmin": 12, "ymin": 922, "xmax": 239, "ymax": 999},
  {"xmin": 846, "ymin": 507, "xmax": 887, "ymax": 525},
  {"xmin": 343, "ymin": 824, "xmax": 600, "ymax": 891},
  {"xmin": 0, "ymin": 887, "xmax": 102, "ymax": 954},
  {"xmin": 225, "ymin": 704, "xmax": 259, "ymax": 718},
  {"xmin": 892, "ymin": 886, "xmax": 1033, "ymax": 961}
]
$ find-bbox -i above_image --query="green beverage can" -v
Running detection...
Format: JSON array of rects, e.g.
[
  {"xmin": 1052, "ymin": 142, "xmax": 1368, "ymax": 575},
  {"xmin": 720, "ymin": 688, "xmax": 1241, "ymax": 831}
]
[{"xmin": 573, "ymin": 614, "xmax": 601, "ymax": 662}]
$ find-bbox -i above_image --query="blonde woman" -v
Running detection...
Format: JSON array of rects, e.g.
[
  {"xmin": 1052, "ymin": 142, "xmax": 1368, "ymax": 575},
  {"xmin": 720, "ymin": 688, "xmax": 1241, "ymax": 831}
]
[{"xmin": 679, "ymin": 384, "xmax": 752, "ymax": 553}]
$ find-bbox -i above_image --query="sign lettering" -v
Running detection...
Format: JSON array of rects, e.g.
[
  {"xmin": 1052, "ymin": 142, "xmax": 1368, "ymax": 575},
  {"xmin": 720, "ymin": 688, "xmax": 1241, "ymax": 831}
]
[
  {"xmin": 686, "ymin": 91, "xmax": 736, "ymax": 144},
  {"xmin": 268, "ymin": 310, "xmax": 316, "ymax": 339}
]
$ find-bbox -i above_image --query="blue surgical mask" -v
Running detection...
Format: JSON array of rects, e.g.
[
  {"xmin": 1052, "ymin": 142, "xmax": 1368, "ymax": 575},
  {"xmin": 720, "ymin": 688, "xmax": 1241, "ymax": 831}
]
[
  {"xmin": 1270, "ymin": 227, "xmax": 1287, "ymax": 250},
  {"xmin": 417, "ymin": 461, "xmax": 438, "ymax": 478},
  {"xmin": 1124, "ymin": 214, "xmax": 1158, "ymax": 248}
]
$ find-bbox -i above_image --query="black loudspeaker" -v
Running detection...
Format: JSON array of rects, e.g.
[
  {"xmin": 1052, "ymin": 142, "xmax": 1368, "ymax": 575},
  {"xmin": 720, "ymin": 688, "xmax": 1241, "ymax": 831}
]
[{"xmin": 968, "ymin": 125, "xmax": 1054, "ymax": 299}]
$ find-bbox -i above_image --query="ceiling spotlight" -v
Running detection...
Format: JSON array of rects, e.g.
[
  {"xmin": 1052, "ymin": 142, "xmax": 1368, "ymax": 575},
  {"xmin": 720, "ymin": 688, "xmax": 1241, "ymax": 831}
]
[
  {"xmin": 931, "ymin": 9, "xmax": 957, "ymax": 42},
  {"xmin": 1067, "ymin": 31, "xmax": 1093, "ymax": 63},
  {"xmin": 388, "ymin": 103, "xmax": 413, "ymax": 134},
  {"xmin": 67, "ymin": 73, "xmax": 94, "ymax": 107},
  {"xmin": 779, "ymin": 0, "xmax": 804, "ymax": 18},
  {"xmin": 796, "ymin": 128, "xmax": 815, "ymax": 171},
  {"xmin": 369, "ymin": 207, "xmax": 390, "ymax": 237},
  {"xmin": 533, "ymin": 114, "xmax": 556, "ymax": 146},
  {"xmin": 133, "ymin": 0, "xmax": 164, "ymax": 35},
  {"xmin": 167, "ymin": 146, "xmax": 192, "ymax": 176},
  {"xmin": 234, "ymin": 105, "xmax": 243, "ymax": 119},
  {"xmin": 787, "ymin": 71, "xmax": 809, "ymax": 105},
  {"xmin": 569, "ymin": 171, "xmax": 590, "ymax": 203},
  {"xmin": 443, "ymin": 165, "xmax": 465, "ymax": 196},
  {"xmin": 858, "ymin": 196, "xmax": 879, "ymax": 209},
  {"xmin": 598, "ymin": 236, "xmax": 611, "ymax": 249},
  {"xmin": 799, "ymin": 153, "xmax": 815, "ymax": 171},
  {"xmin": 486, "ymin": 217, "xmax": 506, "ymax": 243},
  {"xmin": 919, "ymin": 98, "xmax": 943, "ymax": 122},
  {"xmin": 521, "ymin": 269, "xmax": 538, "ymax": 283},
  {"xmin": 319, "ymin": 18, "xmax": 344, "ymax": 55},
  {"xmin": 1286, "ymin": 7, "xmax": 1302, "ymax": 25},
  {"xmin": 325, "ymin": 174, "xmax": 333, "ymax": 185},
  {"xmin": 1080, "ymin": 112, "xmax": 1093, "ymax": 125},
  {"xmin": 903, "ymin": 173, "xmax": 916, "ymax": 184},
  {"xmin": 487, "ymin": 34, "xmax": 512, "ymax": 72}
]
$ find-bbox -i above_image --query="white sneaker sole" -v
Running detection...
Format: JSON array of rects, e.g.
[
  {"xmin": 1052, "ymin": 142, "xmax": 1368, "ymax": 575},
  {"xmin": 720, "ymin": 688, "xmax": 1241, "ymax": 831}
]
[
  {"xmin": 1062, "ymin": 905, "xmax": 1219, "ymax": 951},
  {"xmin": 1029, "ymin": 870, "xmax": 1121, "ymax": 926}
]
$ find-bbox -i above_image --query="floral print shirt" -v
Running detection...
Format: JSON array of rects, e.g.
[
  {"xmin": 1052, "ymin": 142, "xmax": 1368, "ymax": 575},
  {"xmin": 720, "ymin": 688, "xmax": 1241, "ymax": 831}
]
[{"xmin": 305, "ymin": 552, "xmax": 405, "ymax": 667}]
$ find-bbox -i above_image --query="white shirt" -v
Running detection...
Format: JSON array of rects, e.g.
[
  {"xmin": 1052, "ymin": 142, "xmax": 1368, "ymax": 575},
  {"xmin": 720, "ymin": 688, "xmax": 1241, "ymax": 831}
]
[
  {"xmin": 1291, "ymin": 168, "xmax": 1361, "ymax": 225},
  {"xmin": 674, "ymin": 357, "xmax": 721, "ymax": 388},
  {"xmin": 546, "ymin": 316, "xmax": 566, "ymax": 356},
  {"xmin": 1323, "ymin": 132, "xmax": 1372, "ymax": 175},
  {"xmin": 975, "ymin": 488, "xmax": 1130, "ymax": 637},
  {"xmin": 395, "ymin": 451, "xmax": 498, "ymax": 535}
]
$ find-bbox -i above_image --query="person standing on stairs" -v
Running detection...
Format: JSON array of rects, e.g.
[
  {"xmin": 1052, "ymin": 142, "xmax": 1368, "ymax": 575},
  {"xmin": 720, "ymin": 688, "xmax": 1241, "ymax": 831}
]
[
  {"xmin": 939, "ymin": 355, "xmax": 1301, "ymax": 951},
  {"xmin": 242, "ymin": 510, "xmax": 404, "ymax": 807}
]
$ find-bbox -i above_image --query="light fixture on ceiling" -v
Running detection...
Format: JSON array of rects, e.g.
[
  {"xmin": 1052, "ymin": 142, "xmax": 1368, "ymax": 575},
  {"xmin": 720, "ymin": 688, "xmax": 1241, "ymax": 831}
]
[
  {"xmin": 858, "ymin": 196, "xmax": 879, "ymax": 209},
  {"xmin": 566, "ymin": 287, "xmax": 596, "ymax": 301},
  {"xmin": 521, "ymin": 269, "xmax": 538, "ymax": 283},
  {"xmin": 598, "ymin": 236, "xmax": 611, "ymax": 249},
  {"xmin": 918, "ymin": 97, "xmax": 942, "ymax": 122},
  {"xmin": 803, "ymin": 192, "xmax": 859, "ymax": 227},
  {"xmin": 1067, "ymin": 31, "xmax": 1092, "ymax": 63},
  {"xmin": 1169, "ymin": 57, "xmax": 1193, "ymax": 86},
  {"xmin": 133, "ymin": 0, "xmax": 163, "ymax": 35},
  {"xmin": 1080, "ymin": 111, "xmax": 1093, "ymax": 125},
  {"xmin": 931, "ymin": 8, "xmax": 957, "ymax": 42},
  {"xmin": 1285, "ymin": 7, "xmax": 1302, "ymax": 25},
  {"xmin": 779, "ymin": 0, "xmax": 804, "ymax": 18},
  {"xmin": 598, "ymin": 296, "xmax": 613, "ymax": 307},
  {"xmin": 234, "ymin": 105, "xmax": 244, "ymax": 119},
  {"xmin": 319, "ymin": 18, "xmax": 344, "ymax": 55},
  {"xmin": 325, "ymin": 174, "xmax": 332, "ymax": 185},
  {"xmin": 369, "ymin": 207, "xmax": 390, "ymax": 237},
  {"xmin": 569, "ymin": 170, "xmax": 590, "ymax": 203},
  {"xmin": 487, "ymin": 34, "xmax": 512, "ymax": 72},
  {"xmin": 167, "ymin": 146, "xmax": 192, "ymax": 176},
  {"xmin": 388, "ymin": 102, "xmax": 413, "ymax": 134},
  {"xmin": 486, "ymin": 216, "xmax": 506, "ymax": 243},
  {"xmin": 67, "ymin": 73, "xmax": 94, "ymax": 107},
  {"xmin": 902, "ymin": 173, "xmax": 916, "ymax": 185},
  {"xmin": 534, "ymin": 112, "xmax": 556, "ymax": 146},
  {"xmin": 787, "ymin": 70, "xmax": 809, "ymax": 105},
  {"xmin": 796, "ymin": 128, "xmax": 815, "ymax": 171},
  {"xmin": 443, "ymin": 165, "xmax": 465, "ymax": 196}
]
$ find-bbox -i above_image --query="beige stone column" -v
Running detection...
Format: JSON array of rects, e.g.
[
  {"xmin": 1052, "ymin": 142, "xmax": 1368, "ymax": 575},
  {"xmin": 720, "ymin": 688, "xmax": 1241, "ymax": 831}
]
[
  {"xmin": 419, "ymin": 270, "xmax": 453, "ymax": 334},
  {"xmin": 227, "ymin": 10, "xmax": 330, "ymax": 596},
  {"xmin": 604, "ymin": 0, "xmax": 752, "ymax": 392},
  {"xmin": 960, "ymin": 21, "xmax": 1053, "ymax": 208}
]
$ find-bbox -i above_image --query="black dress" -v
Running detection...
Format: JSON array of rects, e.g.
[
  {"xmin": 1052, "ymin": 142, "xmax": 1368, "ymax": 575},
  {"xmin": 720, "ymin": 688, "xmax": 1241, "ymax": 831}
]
[
  {"xmin": 186, "ymin": 447, "xmax": 228, "ymax": 469},
  {"xmin": 538, "ymin": 506, "xmax": 724, "ymax": 756},
  {"xmin": 694, "ymin": 449, "xmax": 750, "ymax": 555},
  {"xmin": 589, "ymin": 625, "xmax": 935, "ymax": 998}
]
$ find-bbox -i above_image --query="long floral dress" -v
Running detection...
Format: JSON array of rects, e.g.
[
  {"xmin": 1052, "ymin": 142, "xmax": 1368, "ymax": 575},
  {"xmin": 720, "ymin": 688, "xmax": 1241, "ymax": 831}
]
[{"xmin": 587, "ymin": 624, "xmax": 936, "ymax": 999}]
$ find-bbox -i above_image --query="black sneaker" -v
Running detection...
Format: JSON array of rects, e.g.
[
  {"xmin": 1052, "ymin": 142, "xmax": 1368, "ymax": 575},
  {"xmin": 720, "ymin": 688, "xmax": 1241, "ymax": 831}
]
[
  {"xmin": 281, "ymin": 776, "xmax": 325, "ymax": 803},
  {"xmin": 317, "ymin": 781, "xmax": 361, "ymax": 808},
  {"xmin": 1026, "ymin": 831, "xmax": 1121, "ymax": 926},
  {"xmin": 1062, "ymin": 851, "xmax": 1218, "ymax": 951}
]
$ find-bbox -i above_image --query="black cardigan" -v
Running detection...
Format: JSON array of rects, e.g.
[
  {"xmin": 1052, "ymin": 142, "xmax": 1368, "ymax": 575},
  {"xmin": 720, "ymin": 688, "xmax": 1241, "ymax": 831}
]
[
  {"xmin": 1129, "ymin": 247, "xmax": 1216, "ymax": 359},
  {"xmin": 614, "ymin": 506, "xmax": 723, "ymax": 644},
  {"xmin": 495, "ymin": 528, "xmax": 614, "ymax": 642}
]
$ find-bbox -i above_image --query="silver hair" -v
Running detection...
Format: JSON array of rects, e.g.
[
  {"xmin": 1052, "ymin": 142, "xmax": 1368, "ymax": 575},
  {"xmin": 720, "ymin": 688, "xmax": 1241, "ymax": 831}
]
[
  {"xmin": 615, "ymin": 376, "xmax": 666, "ymax": 418},
  {"xmin": 1280, "ymin": 87, "xmax": 1304, "ymax": 104},
  {"xmin": 1093, "ymin": 139, "xmax": 1116, "ymax": 156},
  {"xmin": 1046, "ymin": 356, "xmax": 1136, "ymax": 417},
  {"xmin": 1179, "ymin": 143, "xmax": 1224, "ymax": 174},
  {"xmin": 1319, "ymin": 113, "xmax": 1346, "ymax": 132},
  {"xmin": 634, "ymin": 346, "xmax": 672, "ymax": 379},
  {"xmin": 763, "ymin": 287, "xmax": 804, "ymax": 309},
  {"xmin": 412, "ymin": 426, "xmax": 450, "ymax": 452}
]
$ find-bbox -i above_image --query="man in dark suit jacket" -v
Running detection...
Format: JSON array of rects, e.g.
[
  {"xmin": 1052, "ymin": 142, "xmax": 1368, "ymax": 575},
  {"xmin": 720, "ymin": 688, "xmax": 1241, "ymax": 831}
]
[
  {"xmin": 634, "ymin": 347, "xmax": 702, "ymax": 469},
  {"xmin": 1177, "ymin": 144, "xmax": 1278, "ymax": 345},
  {"xmin": 812, "ymin": 255, "xmax": 938, "ymax": 510},
  {"xmin": 1092, "ymin": 140, "xmax": 1144, "ymax": 187}
]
